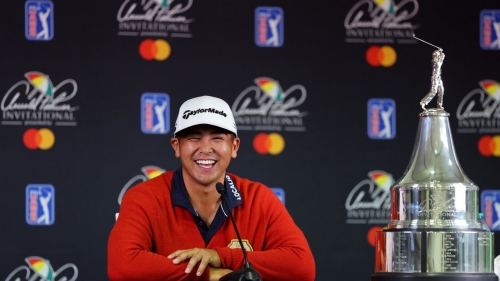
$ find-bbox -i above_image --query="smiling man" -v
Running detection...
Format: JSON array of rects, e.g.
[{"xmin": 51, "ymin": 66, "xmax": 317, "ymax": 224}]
[{"xmin": 108, "ymin": 96, "xmax": 315, "ymax": 281}]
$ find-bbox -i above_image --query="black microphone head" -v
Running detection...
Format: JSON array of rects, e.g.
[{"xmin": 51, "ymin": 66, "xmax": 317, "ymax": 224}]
[{"xmin": 215, "ymin": 182, "xmax": 225, "ymax": 194}]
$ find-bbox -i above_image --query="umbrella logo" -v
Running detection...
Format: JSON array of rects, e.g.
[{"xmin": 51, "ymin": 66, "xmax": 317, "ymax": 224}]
[
  {"xmin": 255, "ymin": 78, "xmax": 283, "ymax": 102},
  {"xmin": 26, "ymin": 257, "xmax": 54, "ymax": 281},
  {"xmin": 479, "ymin": 80, "xmax": 500, "ymax": 101},
  {"xmin": 373, "ymin": 0, "xmax": 396, "ymax": 14},
  {"xmin": 368, "ymin": 170, "xmax": 394, "ymax": 192},
  {"xmin": 25, "ymin": 72, "xmax": 54, "ymax": 98}
]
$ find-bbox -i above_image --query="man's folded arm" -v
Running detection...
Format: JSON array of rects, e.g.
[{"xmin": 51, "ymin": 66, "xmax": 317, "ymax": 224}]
[
  {"xmin": 214, "ymin": 189, "xmax": 316, "ymax": 281},
  {"xmin": 107, "ymin": 188, "xmax": 209, "ymax": 281}
]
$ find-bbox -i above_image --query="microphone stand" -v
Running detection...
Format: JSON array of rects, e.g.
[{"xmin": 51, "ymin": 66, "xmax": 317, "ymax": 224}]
[{"xmin": 216, "ymin": 183, "xmax": 262, "ymax": 281}]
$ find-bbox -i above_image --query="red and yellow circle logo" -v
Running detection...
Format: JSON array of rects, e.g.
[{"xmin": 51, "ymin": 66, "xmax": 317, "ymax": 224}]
[
  {"xmin": 367, "ymin": 226, "xmax": 384, "ymax": 247},
  {"xmin": 23, "ymin": 128, "xmax": 55, "ymax": 150},
  {"xmin": 478, "ymin": 135, "xmax": 500, "ymax": 157},
  {"xmin": 366, "ymin": 45, "xmax": 397, "ymax": 67},
  {"xmin": 139, "ymin": 39, "xmax": 171, "ymax": 61},
  {"xmin": 253, "ymin": 133, "xmax": 285, "ymax": 155}
]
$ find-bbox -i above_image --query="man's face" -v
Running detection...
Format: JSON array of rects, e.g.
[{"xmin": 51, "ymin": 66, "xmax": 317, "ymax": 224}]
[{"xmin": 171, "ymin": 124, "xmax": 240, "ymax": 189}]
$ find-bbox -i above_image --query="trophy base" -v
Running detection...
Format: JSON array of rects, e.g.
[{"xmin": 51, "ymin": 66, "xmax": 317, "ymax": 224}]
[{"xmin": 371, "ymin": 273, "xmax": 498, "ymax": 281}]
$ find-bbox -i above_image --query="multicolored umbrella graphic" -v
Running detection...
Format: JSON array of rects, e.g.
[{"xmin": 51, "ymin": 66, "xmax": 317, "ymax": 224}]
[
  {"xmin": 255, "ymin": 78, "xmax": 283, "ymax": 102},
  {"xmin": 374, "ymin": 0, "xmax": 395, "ymax": 14},
  {"xmin": 368, "ymin": 171, "xmax": 394, "ymax": 192},
  {"xmin": 480, "ymin": 80, "xmax": 500, "ymax": 101},
  {"xmin": 25, "ymin": 72, "xmax": 54, "ymax": 97},
  {"xmin": 142, "ymin": 166, "xmax": 166, "ymax": 179},
  {"xmin": 25, "ymin": 257, "xmax": 54, "ymax": 281}
]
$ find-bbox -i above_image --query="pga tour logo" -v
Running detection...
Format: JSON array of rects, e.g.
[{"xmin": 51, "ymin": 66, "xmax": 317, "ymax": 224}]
[
  {"xmin": 480, "ymin": 10, "xmax": 500, "ymax": 50},
  {"xmin": 25, "ymin": 0, "xmax": 54, "ymax": 41},
  {"xmin": 26, "ymin": 184, "xmax": 55, "ymax": 225},
  {"xmin": 367, "ymin": 98, "xmax": 396, "ymax": 139},
  {"xmin": 141, "ymin": 93, "xmax": 170, "ymax": 134},
  {"xmin": 481, "ymin": 190, "xmax": 500, "ymax": 230},
  {"xmin": 271, "ymin": 187, "xmax": 285, "ymax": 205},
  {"xmin": 255, "ymin": 7, "xmax": 284, "ymax": 47}
]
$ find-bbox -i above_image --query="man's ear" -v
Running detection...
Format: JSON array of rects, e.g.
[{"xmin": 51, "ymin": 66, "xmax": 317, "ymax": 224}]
[
  {"xmin": 231, "ymin": 137, "xmax": 240, "ymax": 158},
  {"xmin": 171, "ymin": 137, "xmax": 180, "ymax": 158}
]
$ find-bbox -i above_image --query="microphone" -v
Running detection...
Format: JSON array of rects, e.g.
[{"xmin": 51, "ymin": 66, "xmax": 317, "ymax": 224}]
[{"xmin": 215, "ymin": 182, "xmax": 262, "ymax": 281}]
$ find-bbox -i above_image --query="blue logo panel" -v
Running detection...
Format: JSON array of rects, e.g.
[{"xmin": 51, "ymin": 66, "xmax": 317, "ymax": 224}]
[
  {"xmin": 26, "ymin": 184, "xmax": 55, "ymax": 225},
  {"xmin": 25, "ymin": 0, "xmax": 54, "ymax": 41},
  {"xmin": 480, "ymin": 10, "xmax": 500, "ymax": 50},
  {"xmin": 141, "ymin": 93, "xmax": 170, "ymax": 134},
  {"xmin": 255, "ymin": 7, "xmax": 284, "ymax": 47},
  {"xmin": 271, "ymin": 187, "xmax": 285, "ymax": 205},
  {"xmin": 367, "ymin": 98, "xmax": 396, "ymax": 139},
  {"xmin": 481, "ymin": 190, "xmax": 500, "ymax": 230}
]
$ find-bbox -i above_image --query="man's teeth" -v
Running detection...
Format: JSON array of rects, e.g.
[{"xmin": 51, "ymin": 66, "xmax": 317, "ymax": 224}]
[{"xmin": 196, "ymin": 160, "xmax": 215, "ymax": 165}]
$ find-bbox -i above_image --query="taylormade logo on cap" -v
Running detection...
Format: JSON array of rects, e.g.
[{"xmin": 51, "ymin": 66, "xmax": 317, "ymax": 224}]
[
  {"xmin": 174, "ymin": 96, "xmax": 237, "ymax": 136},
  {"xmin": 182, "ymin": 108, "xmax": 227, "ymax": 120}
]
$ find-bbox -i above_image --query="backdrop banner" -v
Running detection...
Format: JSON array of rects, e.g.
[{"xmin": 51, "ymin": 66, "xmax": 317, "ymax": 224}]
[{"xmin": 1, "ymin": 0, "xmax": 500, "ymax": 280}]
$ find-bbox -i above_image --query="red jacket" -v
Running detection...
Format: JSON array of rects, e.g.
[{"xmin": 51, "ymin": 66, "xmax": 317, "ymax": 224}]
[{"xmin": 108, "ymin": 171, "xmax": 315, "ymax": 280}]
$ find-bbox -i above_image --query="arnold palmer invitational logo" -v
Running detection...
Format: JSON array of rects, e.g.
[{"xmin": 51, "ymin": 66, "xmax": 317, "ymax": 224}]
[
  {"xmin": 117, "ymin": 0, "xmax": 194, "ymax": 38},
  {"xmin": 456, "ymin": 80, "xmax": 500, "ymax": 134},
  {"xmin": 231, "ymin": 77, "xmax": 307, "ymax": 132},
  {"xmin": 345, "ymin": 170, "xmax": 393, "ymax": 224},
  {"xmin": 344, "ymin": 0, "xmax": 420, "ymax": 44},
  {"xmin": 1, "ymin": 72, "xmax": 79, "ymax": 127},
  {"xmin": 5, "ymin": 256, "xmax": 78, "ymax": 281}
]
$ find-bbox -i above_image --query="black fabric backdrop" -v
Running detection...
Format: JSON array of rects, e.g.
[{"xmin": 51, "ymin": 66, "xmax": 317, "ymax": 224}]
[{"xmin": 1, "ymin": 0, "xmax": 500, "ymax": 280}]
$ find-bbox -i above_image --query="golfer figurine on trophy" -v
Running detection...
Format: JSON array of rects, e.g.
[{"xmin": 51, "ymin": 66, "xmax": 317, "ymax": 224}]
[{"xmin": 415, "ymin": 36, "xmax": 445, "ymax": 110}]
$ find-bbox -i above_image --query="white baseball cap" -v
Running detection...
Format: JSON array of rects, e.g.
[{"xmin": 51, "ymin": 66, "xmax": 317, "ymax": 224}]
[{"xmin": 174, "ymin": 95, "xmax": 237, "ymax": 136}]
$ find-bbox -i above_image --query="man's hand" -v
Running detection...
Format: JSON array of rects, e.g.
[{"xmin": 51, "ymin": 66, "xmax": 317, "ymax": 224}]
[{"xmin": 168, "ymin": 248, "xmax": 222, "ymax": 276}]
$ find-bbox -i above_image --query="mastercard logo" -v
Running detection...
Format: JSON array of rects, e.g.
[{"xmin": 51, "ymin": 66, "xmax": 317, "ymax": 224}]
[
  {"xmin": 139, "ymin": 39, "xmax": 171, "ymax": 61},
  {"xmin": 478, "ymin": 135, "xmax": 500, "ymax": 157},
  {"xmin": 253, "ymin": 133, "xmax": 285, "ymax": 155},
  {"xmin": 23, "ymin": 128, "xmax": 55, "ymax": 150},
  {"xmin": 367, "ymin": 226, "xmax": 384, "ymax": 247},
  {"xmin": 366, "ymin": 45, "xmax": 397, "ymax": 67}
]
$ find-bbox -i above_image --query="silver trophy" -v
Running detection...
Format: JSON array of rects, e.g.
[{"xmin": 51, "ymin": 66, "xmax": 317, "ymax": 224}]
[{"xmin": 371, "ymin": 36, "xmax": 497, "ymax": 281}]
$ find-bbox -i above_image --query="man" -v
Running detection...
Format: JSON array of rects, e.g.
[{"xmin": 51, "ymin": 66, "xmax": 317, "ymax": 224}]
[{"xmin": 108, "ymin": 96, "xmax": 315, "ymax": 280}]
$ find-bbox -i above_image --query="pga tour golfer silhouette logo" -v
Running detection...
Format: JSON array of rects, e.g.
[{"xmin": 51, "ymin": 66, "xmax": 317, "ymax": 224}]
[
  {"xmin": 26, "ymin": 184, "xmax": 55, "ymax": 225},
  {"xmin": 367, "ymin": 98, "xmax": 396, "ymax": 139},
  {"xmin": 481, "ymin": 190, "xmax": 500, "ymax": 230},
  {"xmin": 141, "ymin": 93, "xmax": 170, "ymax": 134},
  {"xmin": 25, "ymin": 0, "xmax": 54, "ymax": 41},
  {"xmin": 255, "ymin": 7, "xmax": 284, "ymax": 47},
  {"xmin": 480, "ymin": 10, "xmax": 500, "ymax": 50}
]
